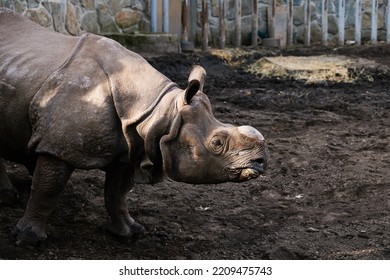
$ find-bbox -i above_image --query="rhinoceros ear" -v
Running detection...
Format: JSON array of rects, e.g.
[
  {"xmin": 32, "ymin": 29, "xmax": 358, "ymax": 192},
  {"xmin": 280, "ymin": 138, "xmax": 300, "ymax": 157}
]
[
  {"xmin": 184, "ymin": 65, "xmax": 206, "ymax": 104},
  {"xmin": 184, "ymin": 80, "xmax": 200, "ymax": 105}
]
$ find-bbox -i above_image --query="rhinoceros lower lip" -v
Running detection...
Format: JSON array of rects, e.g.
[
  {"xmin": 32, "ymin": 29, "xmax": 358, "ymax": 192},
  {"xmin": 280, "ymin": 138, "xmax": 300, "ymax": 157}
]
[{"xmin": 239, "ymin": 168, "xmax": 260, "ymax": 181}]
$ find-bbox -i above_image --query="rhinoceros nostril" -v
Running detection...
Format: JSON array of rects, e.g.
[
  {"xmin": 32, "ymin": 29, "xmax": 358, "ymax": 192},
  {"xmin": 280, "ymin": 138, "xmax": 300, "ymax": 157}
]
[{"xmin": 252, "ymin": 158, "xmax": 266, "ymax": 172}]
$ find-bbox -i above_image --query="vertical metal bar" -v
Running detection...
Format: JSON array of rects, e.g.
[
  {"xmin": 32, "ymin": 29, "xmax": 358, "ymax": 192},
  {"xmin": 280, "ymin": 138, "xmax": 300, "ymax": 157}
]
[
  {"xmin": 150, "ymin": 0, "xmax": 157, "ymax": 32},
  {"xmin": 202, "ymin": 0, "xmax": 209, "ymax": 51},
  {"xmin": 162, "ymin": 0, "xmax": 169, "ymax": 33},
  {"xmin": 304, "ymin": 0, "xmax": 311, "ymax": 46},
  {"xmin": 387, "ymin": 0, "xmax": 390, "ymax": 44},
  {"xmin": 338, "ymin": 0, "xmax": 345, "ymax": 46},
  {"xmin": 371, "ymin": 0, "xmax": 378, "ymax": 44},
  {"xmin": 219, "ymin": 0, "xmax": 226, "ymax": 49},
  {"xmin": 235, "ymin": 0, "xmax": 242, "ymax": 47},
  {"xmin": 321, "ymin": 0, "xmax": 328, "ymax": 46},
  {"xmin": 287, "ymin": 0, "xmax": 293, "ymax": 46},
  {"xmin": 355, "ymin": 0, "xmax": 362, "ymax": 46},
  {"xmin": 251, "ymin": 0, "xmax": 258, "ymax": 47}
]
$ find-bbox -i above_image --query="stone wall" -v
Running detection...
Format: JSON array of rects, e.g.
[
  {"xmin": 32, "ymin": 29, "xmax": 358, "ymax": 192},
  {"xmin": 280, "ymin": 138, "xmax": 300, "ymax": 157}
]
[
  {"xmin": 0, "ymin": 0, "xmax": 151, "ymax": 35},
  {"xmin": 0, "ymin": 0, "xmax": 387, "ymax": 47}
]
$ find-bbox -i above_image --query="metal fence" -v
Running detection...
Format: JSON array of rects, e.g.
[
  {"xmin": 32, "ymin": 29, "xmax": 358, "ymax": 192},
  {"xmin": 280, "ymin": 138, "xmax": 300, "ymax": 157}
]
[{"xmin": 174, "ymin": 0, "xmax": 390, "ymax": 50}]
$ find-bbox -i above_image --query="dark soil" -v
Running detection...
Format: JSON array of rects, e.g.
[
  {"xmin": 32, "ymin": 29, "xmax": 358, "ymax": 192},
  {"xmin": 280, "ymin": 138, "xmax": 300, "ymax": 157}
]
[{"xmin": 1, "ymin": 44, "xmax": 389, "ymax": 260}]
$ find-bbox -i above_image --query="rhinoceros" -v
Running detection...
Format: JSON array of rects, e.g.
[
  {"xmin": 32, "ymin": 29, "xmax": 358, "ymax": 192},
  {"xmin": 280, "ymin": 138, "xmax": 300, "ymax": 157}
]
[{"xmin": 0, "ymin": 8, "xmax": 268, "ymax": 246}]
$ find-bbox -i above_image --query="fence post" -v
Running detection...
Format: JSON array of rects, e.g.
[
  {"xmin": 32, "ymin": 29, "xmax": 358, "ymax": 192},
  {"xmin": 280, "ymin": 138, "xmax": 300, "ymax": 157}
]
[
  {"xmin": 286, "ymin": 0, "xmax": 293, "ymax": 46},
  {"xmin": 269, "ymin": 0, "xmax": 275, "ymax": 38},
  {"xmin": 251, "ymin": 0, "xmax": 258, "ymax": 47},
  {"xmin": 201, "ymin": 0, "xmax": 209, "ymax": 51},
  {"xmin": 338, "ymin": 0, "xmax": 345, "ymax": 46},
  {"xmin": 190, "ymin": 0, "xmax": 197, "ymax": 43},
  {"xmin": 235, "ymin": 0, "xmax": 242, "ymax": 47},
  {"xmin": 371, "ymin": 0, "xmax": 378, "ymax": 44},
  {"xmin": 219, "ymin": 0, "xmax": 226, "ymax": 49},
  {"xmin": 150, "ymin": 0, "xmax": 157, "ymax": 32},
  {"xmin": 162, "ymin": 0, "xmax": 169, "ymax": 33},
  {"xmin": 304, "ymin": 0, "xmax": 311, "ymax": 46},
  {"xmin": 387, "ymin": 0, "xmax": 390, "ymax": 44},
  {"xmin": 181, "ymin": 0, "xmax": 189, "ymax": 43},
  {"xmin": 321, "ymin": 0, "xmax": 328, "ymax": 46},
  {"xmin": 355, "ymin": 0, "xmax": 362, "ymax": 46}
]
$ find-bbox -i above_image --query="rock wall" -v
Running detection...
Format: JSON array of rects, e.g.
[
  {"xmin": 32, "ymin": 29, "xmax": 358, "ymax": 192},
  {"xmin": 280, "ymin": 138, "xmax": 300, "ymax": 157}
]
[
  {"xmin": 0, "ymin": 0, "xmax": 387, "ymax": 46},
  {"xmin": 0, "ymin": 0, "xmax": 150, "ymax": 35}
]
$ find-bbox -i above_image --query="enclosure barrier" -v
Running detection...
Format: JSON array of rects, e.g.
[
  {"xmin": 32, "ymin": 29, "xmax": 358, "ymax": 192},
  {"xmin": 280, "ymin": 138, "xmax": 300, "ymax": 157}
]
[
  {"xmin": 150, "ymin": 0, "xmax": 170, "ymax": 33},
  {"xmin": 1, "ymin": 0, "xmax": 389, "ymax": 50},
  {"xmin": 171, "ymin": 0, "xmax": 390, "ymax": 50}
]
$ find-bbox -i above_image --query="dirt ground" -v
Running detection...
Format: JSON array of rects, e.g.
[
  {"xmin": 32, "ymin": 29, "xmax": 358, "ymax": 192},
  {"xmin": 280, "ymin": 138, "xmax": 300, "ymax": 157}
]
[{"xmin": 0, "ymin": 44, "xmax": 389, "ymax": 260}]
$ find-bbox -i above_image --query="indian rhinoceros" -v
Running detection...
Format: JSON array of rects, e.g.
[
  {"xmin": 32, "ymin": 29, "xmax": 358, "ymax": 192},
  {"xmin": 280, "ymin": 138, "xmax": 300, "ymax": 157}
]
[{"xmin": 0, "ymin": 8, "xmax": 268, "ymax": 246}]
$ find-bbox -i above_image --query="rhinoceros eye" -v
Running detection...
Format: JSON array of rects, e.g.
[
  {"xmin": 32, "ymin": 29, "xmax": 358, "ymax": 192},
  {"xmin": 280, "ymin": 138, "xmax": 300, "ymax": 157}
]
[
  {"xmin": 212, "ymin": 138, "xmax": 223, "ymax": 147},
  {"xmin": 210, "ymin": 136, "xmax": 225, "ymax": 154}
]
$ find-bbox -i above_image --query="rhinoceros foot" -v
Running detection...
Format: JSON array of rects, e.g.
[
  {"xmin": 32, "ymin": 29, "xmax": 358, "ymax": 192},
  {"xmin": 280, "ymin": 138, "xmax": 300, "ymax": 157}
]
[
  {"xmin": 106, "ymin": 222, "xmax": 145, "ymax": 245},
  {"xmin": 0, "ymin": 187, "xmax": 19, "ymax": 207},
  {"xmin": 12, "ymin": 224, "xmax": 47, "ymax": 247}
]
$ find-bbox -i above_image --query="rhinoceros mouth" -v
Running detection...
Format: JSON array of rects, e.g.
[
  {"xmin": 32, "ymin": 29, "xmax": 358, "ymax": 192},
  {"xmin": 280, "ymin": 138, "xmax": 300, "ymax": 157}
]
[
  {"xmin": 228, "ymin": 157, "xmax": 267, "ymax": 182},
  {"xmin": 226, "ymin": 167, "xmax": 261, "ymax": 182},
  {"xmin": 227, "ymin": 159, "xmax": 266, "ymax": 182},
  {"xmin": 239, "ymin": 168, "xmax": 261, "ymax": 181}
]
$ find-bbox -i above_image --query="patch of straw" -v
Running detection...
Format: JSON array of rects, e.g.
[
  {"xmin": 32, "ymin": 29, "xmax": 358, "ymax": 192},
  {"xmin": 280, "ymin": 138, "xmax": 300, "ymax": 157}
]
[{"xmin": 246, "ymin": 56, "xmax": 355, "ymax": 83}]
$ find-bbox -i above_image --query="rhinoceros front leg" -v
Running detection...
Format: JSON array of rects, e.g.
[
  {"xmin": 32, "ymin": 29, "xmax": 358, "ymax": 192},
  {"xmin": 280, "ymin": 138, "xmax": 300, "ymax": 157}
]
[
  {"xmin": 104, "ymin": 162, "xmax": 144, "ymax": 243},
  {"xmin": 0, "ymin": 159, "xmax": 18, "ymax": 206},
  {"xmin": 13, "ymin": 155, "xmax": 73, "ymax": 247}
]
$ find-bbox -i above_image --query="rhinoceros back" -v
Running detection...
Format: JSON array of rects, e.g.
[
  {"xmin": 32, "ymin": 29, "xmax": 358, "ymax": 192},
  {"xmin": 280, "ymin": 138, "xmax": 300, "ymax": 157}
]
[
  {"xmin": 0, "ymin": 9, "xmax": 79, "ymax": 97},
  {"xmin": 0, "ymin": 8, "xmax": 177, "ymax": 169},
  {"xmin": 26, "ymin": 33, "xmax": 176, "ymax": 169}
]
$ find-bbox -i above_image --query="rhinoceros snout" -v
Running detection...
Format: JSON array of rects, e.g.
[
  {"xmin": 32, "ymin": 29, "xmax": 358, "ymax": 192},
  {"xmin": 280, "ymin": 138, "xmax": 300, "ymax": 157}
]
[
  {"xmin": 253, "ymin": 157, "xmax": 267, "ymax": 173},
  {"xmin": 236, "ymin": 125, "xmax": 268, "ymax": 179},
  {"xmin": 239, "ymin": 157, "xmax": 267, "ymax": 181}
]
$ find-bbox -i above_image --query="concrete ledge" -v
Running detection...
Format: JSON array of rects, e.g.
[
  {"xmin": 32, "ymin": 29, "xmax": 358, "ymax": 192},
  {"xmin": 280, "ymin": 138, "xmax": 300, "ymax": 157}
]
[
  {"xmin": 105, "ymin": 33, "xmax": 180, "ymax": 53},
  {"xmin": 262, "ymin": 38, "xmax": 281, "ymax": 48}
]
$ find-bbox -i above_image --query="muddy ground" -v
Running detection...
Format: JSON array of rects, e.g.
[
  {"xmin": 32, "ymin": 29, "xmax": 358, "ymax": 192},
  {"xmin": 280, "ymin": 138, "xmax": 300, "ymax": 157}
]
[{"xmin": 0, "ymin": 44, "xmax": 389, "ymax": 260}]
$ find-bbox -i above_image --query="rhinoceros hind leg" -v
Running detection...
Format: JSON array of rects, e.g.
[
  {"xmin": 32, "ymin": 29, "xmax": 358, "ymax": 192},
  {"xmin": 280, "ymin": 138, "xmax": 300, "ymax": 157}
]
[
  {"xmin": 13, "ymin": 155, "xmax": 73, "ymax": 247},
  {"xmin": 104, "ymin": 162, "xmax": 145, "ymax": 243},
  {"xmin": 12, "ymin": 225, "xmax": 47, "ymax": 247},
  {"xmin": 0, "ymin": 159, "xmax": 19, "ymax": 206}
]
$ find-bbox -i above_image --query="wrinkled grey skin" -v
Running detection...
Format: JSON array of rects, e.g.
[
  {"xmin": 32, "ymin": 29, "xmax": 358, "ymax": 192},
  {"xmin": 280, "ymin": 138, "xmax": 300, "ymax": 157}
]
[{"xmin": 0, "ymin": 9, "xmax": 268, "ymax": 246}]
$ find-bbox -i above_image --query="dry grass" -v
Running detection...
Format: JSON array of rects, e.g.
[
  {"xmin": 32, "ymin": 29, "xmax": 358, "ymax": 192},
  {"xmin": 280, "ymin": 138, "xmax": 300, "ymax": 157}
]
[
  {"xmin": 246, "ymin": 55, "xmax": 355, "ymax": 83},
  {"xmin": 209, "ymin": 49, "xmax": 377, "ymax": 83},
  {"xmin": 210, "ymin": 48, "xmax": 257, "ymax": 67}
]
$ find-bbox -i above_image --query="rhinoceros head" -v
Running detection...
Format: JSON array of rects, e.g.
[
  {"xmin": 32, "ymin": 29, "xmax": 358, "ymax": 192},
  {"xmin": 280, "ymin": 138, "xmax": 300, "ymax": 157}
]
[{"xmin": 143, "ymin": 66, "xmax": 268, "ymax": 184}]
